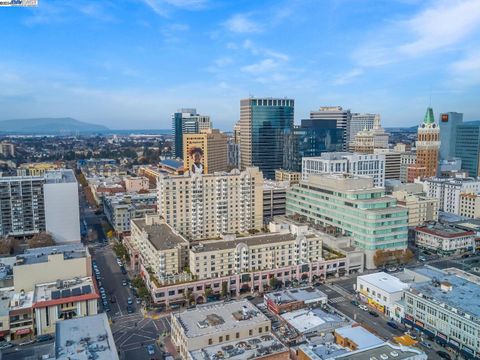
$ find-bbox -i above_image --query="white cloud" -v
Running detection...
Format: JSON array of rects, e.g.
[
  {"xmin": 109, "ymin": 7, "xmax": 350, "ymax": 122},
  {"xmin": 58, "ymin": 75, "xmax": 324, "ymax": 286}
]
[
  {"xmin": 450, "ymin": 50, "xmax": 480, "ymax": 87},
  {"xmin": 223, "ymin": 14, "xmax": 262, "ymax": 33},
  {"xmin": 142, "ymin": 0, "xmax": 208, "ymax": 16},
  {"xmin": 354, "ymin": 0, "xmax": 480, "ymax": 67},
  {"xmin": 241, "ymin": 59, "xmax": 279, "ymax": 74},
  {"xmin": 242, "ymin": 39, "xmax": 289, "ymax": 61},
  {"xmin": 332, "ymin": 68, "xmax": 364, "ymax": 85}
]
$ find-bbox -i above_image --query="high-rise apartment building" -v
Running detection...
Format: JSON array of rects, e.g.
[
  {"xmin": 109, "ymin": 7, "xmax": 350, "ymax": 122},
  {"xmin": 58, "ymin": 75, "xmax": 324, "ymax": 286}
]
[
  {"xmin": 286, "ymin": 174, "xmax": 408, "ymax": 269},
  {"xmin": 301, "ymin": 152, "xmax": 386, "ymax": 187},
  {"xmin": 172, "ymin": 108, "xmax": 211, "ymax": 159},
  {"xmin": 0, "ymin": 169, "xmax": 80, "ymax": 242},
  {"xmin": 0, "ymin": 142, "xmax": 15, "ymax": 157},
  {"xmin": 349, "ymin": 113, "xmax": 376, "ymax": 141},
  {"xmin": 407, "ymin": 107, "xmax": 440, "ymax": 181},
  {"xmin": 283, "ymin": 119, "xmax": 344, "ymax": 172},
  {"xmin": 157, "ymin": 167, "xmax": 263, "ymax": 240},
  {"xmin": 400, "ymin": 152, "xmax": 416, "ymax": 183},
  {"xmin": 239, "ymin": 98, "xmax": 294, "ymax": 179},
  {"xmin": 183, "ymin": 129, "xmax": 228, "ymax": 174},
  {"xmin": 351, "ymin": 114, "xmax": 389, "ymax": 153},
  {"xmin": 310, "ymin": 106, "xmax": 351, "ymax": 149},
  {"xmin": 455, "ymin": 124, "xmax": 480, "ymax": 177},
  {"xmin": 439, "ymin": 112, "xmax": 463, "ymax": 160},
  {"xmin": 262, "ymin": 180, "xmax": 289, "ymax": 223}
]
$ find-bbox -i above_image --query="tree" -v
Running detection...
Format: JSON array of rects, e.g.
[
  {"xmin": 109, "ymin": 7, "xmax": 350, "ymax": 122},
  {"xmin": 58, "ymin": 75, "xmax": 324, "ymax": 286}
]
[
  {"xmin": 221, "ymin": 281, "xmax": 228, "ymax": 298},
  {"xmin": 0, "ymin": 237, "xmax": 20, "ymax": 255},
  {"xmin": 269, "ymin": 276, "xmax": 277, "ymax": 289},
  {"xmin": 28, "ymin": 232, "xmax": 55, "ymax": 249}
]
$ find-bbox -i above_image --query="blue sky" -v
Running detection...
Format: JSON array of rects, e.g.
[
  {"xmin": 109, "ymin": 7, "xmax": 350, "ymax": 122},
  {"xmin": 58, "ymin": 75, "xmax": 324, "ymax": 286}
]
[{"xmin": 1, "ymin": 0, "xmax": 480, "ymax": 130}]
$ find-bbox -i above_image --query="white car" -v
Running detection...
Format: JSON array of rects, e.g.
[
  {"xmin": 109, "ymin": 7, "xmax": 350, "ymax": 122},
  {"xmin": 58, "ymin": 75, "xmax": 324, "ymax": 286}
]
[{"xmin": 359, "ymin": 304, "xmax": 368, "ymax": 311}]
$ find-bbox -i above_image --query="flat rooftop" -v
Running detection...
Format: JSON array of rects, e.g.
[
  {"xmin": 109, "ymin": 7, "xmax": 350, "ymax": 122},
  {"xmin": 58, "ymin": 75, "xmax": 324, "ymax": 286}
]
[
  {"xmin": 10, "ymin": 290, "xmax": 34, "ymax": 311},
  {"xmin": 44, "ymin": 169, "xmax": 76, "ymax": 184},
  {"xmin": 335, "ymin": 325, "xmax": 383, "ymax": 349},
  {"xmin": 265, "ymin": 287, "xmax": 327, "ymax": 305},
  {"xmin": 263, "ymin": 180, "xmax": 289, "ymax": 191},
  {"xmin": 281, "ymin": 308, "xmax": 348, "ymax": 334},
  {"xmin": 34, "ymin": 277, "xmax": 97, "ymax": 308},
  {"xmin": 132, "ymin": 219, "xmax": 187, "ymax": 251},
  {"xmin": 299, "ymin": 343, "xmax": 348, "ymax": 360},
  {"xmin": 416, "ymin": 223, "xmax": 474, "ymax": 238},
  {"xmin": 336, "ymin": 342, "xmax": 425, "ymax": 360},
  {"xmin": 173, "ymin": 300, "xmax": 269, "ymax": 339},
  {"xmin": 191, "ymin": 232, "xmax": 309, "ymax": 253},
  {"xmin": 55, "ymin": 313, "xmax": 119, "ymax": 360},
  {"xmin": 189, "ymin": 333, "xmax": 287, "ymax": 360},
  {"xmin": 17, "ymin": 243, "xmax": 88, "ymax": 265},
  {"xmin": 358, "ymin": 272, "xmax": 410, "ymax": 294},
  {"xmin": 409, "ymin": 267, "xmax": 480, "ymax": 320}
]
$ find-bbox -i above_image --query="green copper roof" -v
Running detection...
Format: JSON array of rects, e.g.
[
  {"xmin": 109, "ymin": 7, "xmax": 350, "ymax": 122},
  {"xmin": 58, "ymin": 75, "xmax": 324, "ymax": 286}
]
[{"xmin": 424, "ymin": 107, "xmax": 435, "ymax": 124}]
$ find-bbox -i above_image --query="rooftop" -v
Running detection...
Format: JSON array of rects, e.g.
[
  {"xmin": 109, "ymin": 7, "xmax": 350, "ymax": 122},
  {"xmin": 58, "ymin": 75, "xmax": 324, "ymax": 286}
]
[
  {"xmin": 159, "ymin": 159, "xmax": 183, "ymax": 168},
  {"xmin": 336, "ymin": 342, "xmax": 426, "ymax": 360},
  {"xmin": 281, "ymin": 308, "xmax": 348, "ymax": 334},
  {"xmin": 44, "ymin": 169, "xmax": 77, "ymax": 184},
  {"xmin": 263, "ymin": 179, "xmax": 290, "ymax": 191},
  {"xmin": 191, "ymin": 232, "xmax": 299, "ymax": 253},
  {"xmin": 189, "ymin": 333, "xmax": 287, "ymax": 360},
  {"xmin": 334, "ymin": 325, "xmax": 383, "ymax": 349},
  {"xmin": 265, "ymin": 287, "xmax": 328, "ymax": 305},
  {"xmin": 34, "ymin": 276, "xmax": 98, "ymax": 308},
  {"xmin": 298, "ymin": 343, "xmax": 348, "ymax": 360},
  {"xmin": 415, "ymin": 223, "xmax": 475, "ymax": 238},
  {"xmin": 409, "ymin": 267, "xmax": 480, "ymax": 320},
  {"xmin": 16, "ymin": 243, "xmax": 88, "ymax": 266},
  {"xmin": 358, "ymin": 272, "xmax": 410, "ymax": 294},
  {"xmin": 132, "ymin": 218, "xmax": 188, "ymax": 251},
  {"xmin": 55, "ymin": 313, "xmax": 119, "ymax": 360},
  {"xmin": 173, "ymin": 300, "xmax": 269, "ymax": 339},
  {"xmin": 10, "ymin": 290, "xmax": 34, "ymax": 311}
]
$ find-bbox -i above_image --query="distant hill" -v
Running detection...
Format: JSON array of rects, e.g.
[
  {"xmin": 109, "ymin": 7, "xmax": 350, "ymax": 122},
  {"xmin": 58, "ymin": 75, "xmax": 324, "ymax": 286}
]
[{"xmin": 0, "ymin": 117, "xmax": 109, "ymax": 134}]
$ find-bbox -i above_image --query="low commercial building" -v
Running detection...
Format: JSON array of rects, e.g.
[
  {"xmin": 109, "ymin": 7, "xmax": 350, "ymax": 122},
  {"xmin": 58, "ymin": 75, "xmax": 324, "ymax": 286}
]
[
  {"xmin": 55, "ymin": 313, "xmax": 119, "ymax": 360},
  {"xmin": 403, "ymin": 267, "xmax": 480, "ymax": 359},
  {"xmin": 415, "ymin": 223, "xmax": 476, "ymax": 256},
  {"xmin": 391, "ymin": 191, "xmax": 439, "ymax": 227},
  {"xmin": 189, "ymin": 333, "xmax": 289, "ymax": 360},
  {"xmin": 263, "ymin": 180, "xmax": 289, "ymax": 223},
  {"xmin": 9, "ymin": 290, "xmax": 34, "ymax": 341},
  {"xmin": 17, "ymin": 162, "xmax": 63, "ymax": 176},
  {"xmin": 334, "ymin": 324, "xmax": 383, "ymax": 351},
  {"xmin": 281, "ymin": 308, "xmax": 348, "ymax": 335},
  {"xmin": 357, "ymin": 272, "xmax": 409, "ymax": 316},
  {"xmin": 123, "ymin": 176, "xmax": 149, "ymax": 193},
  {"xmin": 13, "ymin": 244, "xmax": 92, "ymax": 292},
  {"xmin": 171, "ymin": 300, "xmax": 271, "ymax": 359},
  {"xmin": 34, "ymin": 277, "xmax": 99, "ymax": 336},
  {"xmin": 264, "ymin": 287, "xmax": 327, "ymax": 314},
  {"xmin": 275, "ymin": 169, "xmax": 301, "ymax": 185}
]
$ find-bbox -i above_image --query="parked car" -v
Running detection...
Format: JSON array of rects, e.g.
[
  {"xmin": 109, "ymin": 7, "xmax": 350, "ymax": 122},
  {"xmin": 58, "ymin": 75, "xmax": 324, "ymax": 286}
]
[
  {"xmin": 127, "ymin": 297, "xmax": 133, "ymax": 305},
  {"xmin": 437, "ymin": 351, "xmax": 451, "ymax": 359},
  {"xmin": 120, "ymin": 266, "xmax": 127, "ymax": 275},
  {"xmin": 146, "ymin": 344, "xmax": 155, "ymax": 355},
  {"xmin": 0, "ymin": 341, "xmax": 13, "ymax": 350},
  {"xmin": 122, "ymin": 279, "xmax": 127, "ymax": 286},
  {"xmin": 420, "ymin": 342, "xmax": 432, "ymax": 348},
  {"xmin": 19, "ymin": 339, "xmax": 36, "ymax": 346},
  {"xmin": 368, "ymin": 310, "xmax": 379, "ymax": 317},
  {"xmin": 359, "ymin": 304, "xmax": 368, "ymax": 311},
  {"xmin": 127, "ymin": 305, "xmax": 134, "ymax": 314},
  {"xmin": 350, "ymin": 300, "xmax": 359, "ymax": 306},
  {"xmin": 387, "ymin": 321, "xmax": 398, "ymax": 329},
  {"xmin": 419, "ymin": 256, "xmax": 426, "ymax": 262},
  {"xmin": 37, "ymin": 334, "xmax": 53, "ymax": 343}
]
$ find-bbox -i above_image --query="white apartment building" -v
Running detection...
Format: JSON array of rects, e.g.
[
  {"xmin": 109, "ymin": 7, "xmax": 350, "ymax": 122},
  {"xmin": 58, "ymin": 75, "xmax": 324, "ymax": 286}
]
[
  {"xmin": 357, "ymin": 272, "xmax": 409, "ymax": 317},
  {"xmin": 157, "ymin": 167, "xmax": 263, "ymax": 241},
  {"xmin": 415, "ymin": 223, "xmax": 476, "ymax": 256},
  {"xmin": 0, "ymin": 169, "xmax": 80, "ymax": 242},
  {"xmin": 302, "ymin": 152, "xmax": 385, "ymax": 187},
  {"xmin": 189, "ymin": 226, "xmax": 323, "ymax": 280},
  {"xmin": 419, "ymin": 176, "xmax": 480, "ymax": 215}
]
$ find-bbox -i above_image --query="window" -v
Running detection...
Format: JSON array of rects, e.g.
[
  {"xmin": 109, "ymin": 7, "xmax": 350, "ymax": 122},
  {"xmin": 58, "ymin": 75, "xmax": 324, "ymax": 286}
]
[
  {"xmin": 208, "ymin": 338, "xmax": 213, "ymax": 345},
  {"xmin": 226, "ymin": 335, "xmax": 230, "ymax": 341},
  {"xmin": 249, "ymin": 329, "xmax": 253, "ymax": 336},
  {"xmin": 258, "ymin": 327, "xmax": 262, "ymax": 333},
  {"xmin": 219, "ymin": 336, "xmax": 223, "ymax": 342},
  {"xmin": 236, "ymin": 332, "xmax": 240, "ymax": 339}
]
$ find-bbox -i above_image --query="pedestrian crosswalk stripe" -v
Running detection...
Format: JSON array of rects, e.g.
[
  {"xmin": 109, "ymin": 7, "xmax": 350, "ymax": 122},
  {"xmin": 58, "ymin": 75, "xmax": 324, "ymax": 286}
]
[{"xmin": 328, "ymin": 296, "xmax": 345, "ymax": 303}]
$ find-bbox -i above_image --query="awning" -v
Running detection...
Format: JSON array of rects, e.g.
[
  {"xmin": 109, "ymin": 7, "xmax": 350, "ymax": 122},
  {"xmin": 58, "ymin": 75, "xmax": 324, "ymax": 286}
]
[{"xmin": 15, "ymin": 328, "xmax": 31, "ymax": 335}]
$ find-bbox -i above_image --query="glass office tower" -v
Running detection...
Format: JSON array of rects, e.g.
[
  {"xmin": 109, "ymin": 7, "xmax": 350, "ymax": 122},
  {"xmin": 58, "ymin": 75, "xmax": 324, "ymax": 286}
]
[
  {"xmin": 456, "ymin": 124, "xmax": 480, "ymax": 177},
  {"xmin": 239, "ymin": 98, "xmax": 294, "ymax": 179}
]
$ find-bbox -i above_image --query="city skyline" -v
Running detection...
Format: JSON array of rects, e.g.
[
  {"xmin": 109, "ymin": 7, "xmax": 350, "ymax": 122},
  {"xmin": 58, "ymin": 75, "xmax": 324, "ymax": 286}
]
[{"xmin": 1, "ymin": 0, "xmax": 480, "ymax": 129}]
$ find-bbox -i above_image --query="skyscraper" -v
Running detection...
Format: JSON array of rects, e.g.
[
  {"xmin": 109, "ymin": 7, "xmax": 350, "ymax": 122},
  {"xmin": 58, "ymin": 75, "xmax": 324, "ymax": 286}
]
[
  {"xmin": 407, "ymin": 107, "xmax": 440, "ymax": 181},
  {"xmin": 455, "ymin": 124, "xmax": 480, "ymax": 177},
  {"xmin": 309, "ymin": 106, "xmax": 351, "ymax": 150},
  {"xmin": 239, "ymin": 98, "xmax": 294, "ymax": 179},
  {"xmin": 172, "ymin": 108, "xmax": 211, "ymax": 159},
  {"xmin": 439, "ymin": 112, "xmax": 463, "ymax": 160},
  {"xmin": 183, "ymin": 129, "xmax": 228, "ymax": 174},
  {"xmin": 349, "ymin": 113, "xmax": 376, "ymax": 142},
  {"xmin": 282, "ymin": 119, "xmax": 344, "ymax": 172}
]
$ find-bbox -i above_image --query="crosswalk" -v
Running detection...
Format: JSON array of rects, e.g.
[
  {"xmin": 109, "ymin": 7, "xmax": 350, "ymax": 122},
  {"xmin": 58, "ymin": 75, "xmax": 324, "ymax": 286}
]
[{"xmin": 328, "ymin": 296, "xmax": 346, "ymax": 304}]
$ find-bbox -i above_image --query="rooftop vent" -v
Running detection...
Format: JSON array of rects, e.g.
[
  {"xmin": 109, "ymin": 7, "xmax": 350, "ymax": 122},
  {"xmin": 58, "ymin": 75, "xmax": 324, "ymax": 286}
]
[
  {"xmin": 440, "ymin": 281, "xmax": 453, "ymax": 292},
  {"xmin": 390, "ymin": 351, "xmax": 399, "ymax": 357}
]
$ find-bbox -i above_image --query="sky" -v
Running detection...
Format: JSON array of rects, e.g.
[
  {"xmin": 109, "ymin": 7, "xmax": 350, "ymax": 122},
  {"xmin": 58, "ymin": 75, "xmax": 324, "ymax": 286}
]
[{"xmin": 1, "ymin": 0, "xmax": 480, "ymax": 130}]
